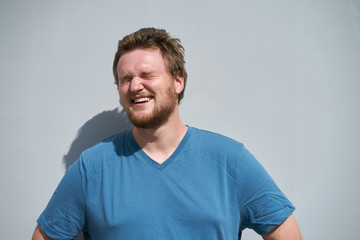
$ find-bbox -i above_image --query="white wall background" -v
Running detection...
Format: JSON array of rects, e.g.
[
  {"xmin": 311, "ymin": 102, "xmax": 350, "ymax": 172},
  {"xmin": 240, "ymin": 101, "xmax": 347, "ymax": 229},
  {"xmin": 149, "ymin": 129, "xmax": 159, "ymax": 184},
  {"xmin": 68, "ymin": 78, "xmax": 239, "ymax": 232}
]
[{"xmin": 1, "ymin": 0, "xmax": 359, "ymax": 239}]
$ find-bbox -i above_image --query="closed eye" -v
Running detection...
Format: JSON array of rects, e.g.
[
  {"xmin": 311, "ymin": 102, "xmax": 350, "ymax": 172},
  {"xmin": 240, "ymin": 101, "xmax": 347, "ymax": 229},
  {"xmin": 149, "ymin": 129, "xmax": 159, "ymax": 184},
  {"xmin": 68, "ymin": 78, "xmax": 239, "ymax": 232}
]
[
  {"xmin": 120, "ymin": 74, "xmax": 133, "ymax": 83},
  {"xmin": 140, "ymin": 72, "xmax": 157, "ymax": 80}
]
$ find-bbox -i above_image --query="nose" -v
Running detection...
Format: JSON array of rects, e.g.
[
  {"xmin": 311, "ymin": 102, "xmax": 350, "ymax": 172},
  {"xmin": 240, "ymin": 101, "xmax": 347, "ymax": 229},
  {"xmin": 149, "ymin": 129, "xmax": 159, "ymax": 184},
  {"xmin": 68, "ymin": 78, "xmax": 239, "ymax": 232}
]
[{"xmin": 129, "ymin": 76, "xmax": 144, "ymax": 92}]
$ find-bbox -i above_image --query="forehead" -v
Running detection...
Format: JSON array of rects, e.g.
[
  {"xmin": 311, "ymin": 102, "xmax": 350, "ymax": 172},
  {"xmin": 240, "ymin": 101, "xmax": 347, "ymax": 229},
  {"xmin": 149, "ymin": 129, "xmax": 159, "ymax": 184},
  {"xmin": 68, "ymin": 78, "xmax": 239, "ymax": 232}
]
[{"xmin": 117, "ymin": 48, "xmax": 166, "ymax": 74}]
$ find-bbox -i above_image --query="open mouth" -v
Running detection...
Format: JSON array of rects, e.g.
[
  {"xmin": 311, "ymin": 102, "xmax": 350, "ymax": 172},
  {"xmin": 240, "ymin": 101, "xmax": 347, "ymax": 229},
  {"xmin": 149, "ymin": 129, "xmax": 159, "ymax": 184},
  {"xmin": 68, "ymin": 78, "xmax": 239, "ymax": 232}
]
[{"xmin": 133, "ymin": 96, "xmax": 153, "ymax": 104}]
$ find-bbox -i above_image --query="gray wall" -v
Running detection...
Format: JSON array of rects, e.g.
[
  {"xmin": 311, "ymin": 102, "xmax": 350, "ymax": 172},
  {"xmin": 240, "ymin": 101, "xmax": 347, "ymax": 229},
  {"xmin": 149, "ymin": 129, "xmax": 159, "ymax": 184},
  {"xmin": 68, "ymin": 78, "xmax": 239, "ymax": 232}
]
[{"xmin": 1, "ymin": 0, "xmax": 359, "ymax": 239}]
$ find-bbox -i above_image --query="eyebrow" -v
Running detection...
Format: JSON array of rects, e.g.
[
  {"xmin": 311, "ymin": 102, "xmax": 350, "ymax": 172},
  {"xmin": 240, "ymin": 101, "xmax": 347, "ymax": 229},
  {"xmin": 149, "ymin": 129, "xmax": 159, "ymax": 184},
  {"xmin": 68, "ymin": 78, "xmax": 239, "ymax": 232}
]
[
  {"xmin": 139, "ymin": 71, "xmax": 157, "ymax": 77},
  {"xmin": 119, "ymin": 74, "xmax": 133, "ymax": 81}
]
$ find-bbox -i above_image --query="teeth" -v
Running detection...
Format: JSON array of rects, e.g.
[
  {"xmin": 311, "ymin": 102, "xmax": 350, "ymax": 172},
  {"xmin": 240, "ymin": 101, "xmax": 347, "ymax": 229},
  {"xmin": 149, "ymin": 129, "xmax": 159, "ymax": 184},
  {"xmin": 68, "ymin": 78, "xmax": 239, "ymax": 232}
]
[{"xmin": 134, "ymin": 97, "xmax": 151, "ymax": 103}]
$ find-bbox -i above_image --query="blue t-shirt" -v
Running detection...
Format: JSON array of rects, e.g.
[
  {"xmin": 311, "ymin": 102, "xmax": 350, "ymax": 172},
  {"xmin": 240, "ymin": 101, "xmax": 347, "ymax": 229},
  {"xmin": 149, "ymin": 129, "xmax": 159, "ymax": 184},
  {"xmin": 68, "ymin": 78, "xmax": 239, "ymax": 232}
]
[{"xmin": 38, "ymin": 127, "xmax": 295, "ymax": 240}]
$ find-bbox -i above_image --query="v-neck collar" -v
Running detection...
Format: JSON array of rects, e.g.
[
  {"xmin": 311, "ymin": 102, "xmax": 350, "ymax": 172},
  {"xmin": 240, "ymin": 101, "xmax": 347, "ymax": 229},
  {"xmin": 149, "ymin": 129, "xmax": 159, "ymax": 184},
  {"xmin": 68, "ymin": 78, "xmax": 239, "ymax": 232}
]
[{"xmin": 127, "ymin": 126, "xmax": 193, "ymax": 170}]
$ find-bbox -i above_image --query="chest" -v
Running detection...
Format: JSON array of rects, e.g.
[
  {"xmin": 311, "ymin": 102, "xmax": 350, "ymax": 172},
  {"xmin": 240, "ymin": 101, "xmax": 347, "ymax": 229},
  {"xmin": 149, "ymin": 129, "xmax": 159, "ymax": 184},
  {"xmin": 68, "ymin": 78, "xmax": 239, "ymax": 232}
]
[{"xmin": 84, "ymin": 157, "xmax": 240, "ymax": 238}]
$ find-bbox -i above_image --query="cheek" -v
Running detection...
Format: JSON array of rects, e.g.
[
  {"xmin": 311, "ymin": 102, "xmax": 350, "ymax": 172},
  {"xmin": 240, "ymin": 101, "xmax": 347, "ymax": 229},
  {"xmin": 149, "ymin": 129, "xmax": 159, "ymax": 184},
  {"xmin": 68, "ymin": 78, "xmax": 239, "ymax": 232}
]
[
  {"xmin": 118, "ymin": 92, "xmax": 129, "ymax": 106},
  {"xmin": 119, "ymin": 84, "xmax": 129, "ymax": 96}
]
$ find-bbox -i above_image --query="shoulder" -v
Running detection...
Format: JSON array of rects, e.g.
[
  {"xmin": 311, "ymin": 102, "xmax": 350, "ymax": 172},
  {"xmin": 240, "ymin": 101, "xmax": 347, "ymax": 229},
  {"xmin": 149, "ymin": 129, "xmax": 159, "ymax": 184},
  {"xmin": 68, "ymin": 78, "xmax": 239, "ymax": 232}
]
[
  {"xmin": 79, "ymin": 130, "xmax": 131, "ymax": 165},
  {"xmin": 188, "ymin": 127, "xmax": 261, "ymax": 170},
  {"xmin": 190, "ymin": 127, "xmax": 245, "ymax": 155},
  {"xmin": 68, "ymin": 130, "xmax": 133, "ymax": 179},
  {"xmin": 187, "ymin": 127, "xmax": 262, "ymax": 183}
]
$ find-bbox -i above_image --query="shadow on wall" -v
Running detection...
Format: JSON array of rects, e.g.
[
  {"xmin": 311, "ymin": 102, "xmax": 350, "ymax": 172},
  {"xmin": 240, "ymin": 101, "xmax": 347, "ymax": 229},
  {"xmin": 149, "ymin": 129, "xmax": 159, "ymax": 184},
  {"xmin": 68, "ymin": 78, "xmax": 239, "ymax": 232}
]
[
  {"xmin": 62, "ymin": 107, "xmax": 132, "ymax": 240},
  {"xmin": 63, "ymin": 107, "xmax": 132, "ymax": 170}
]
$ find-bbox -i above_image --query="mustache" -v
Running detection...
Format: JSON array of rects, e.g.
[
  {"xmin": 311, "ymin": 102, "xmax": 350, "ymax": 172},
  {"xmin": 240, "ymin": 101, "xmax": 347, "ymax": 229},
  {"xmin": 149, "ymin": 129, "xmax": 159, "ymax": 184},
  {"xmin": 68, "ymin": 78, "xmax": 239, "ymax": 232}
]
[{"xmin": 129, "ymin": 92, "xmax": 155, "ymax": 99}]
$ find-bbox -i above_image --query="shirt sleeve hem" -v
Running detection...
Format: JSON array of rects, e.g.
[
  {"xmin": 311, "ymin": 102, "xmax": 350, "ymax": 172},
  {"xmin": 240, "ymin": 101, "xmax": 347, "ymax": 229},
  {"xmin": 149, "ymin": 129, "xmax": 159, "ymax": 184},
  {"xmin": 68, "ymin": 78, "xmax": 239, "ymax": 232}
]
[
  {"xmin": 37, "ymin": 217, "xmax": 72, "ymax": 240},
  {"xmin": 254, "ymin": 206, "xmax": 296, "ymax": 235}
]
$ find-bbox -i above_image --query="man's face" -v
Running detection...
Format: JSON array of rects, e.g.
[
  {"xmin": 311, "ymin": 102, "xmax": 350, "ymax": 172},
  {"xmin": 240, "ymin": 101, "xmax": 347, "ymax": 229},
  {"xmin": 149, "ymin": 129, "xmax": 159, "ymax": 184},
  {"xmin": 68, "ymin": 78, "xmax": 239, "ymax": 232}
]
[{"xmin": 117, "ymin": 48, "xmax": 181, "ymax": 129}]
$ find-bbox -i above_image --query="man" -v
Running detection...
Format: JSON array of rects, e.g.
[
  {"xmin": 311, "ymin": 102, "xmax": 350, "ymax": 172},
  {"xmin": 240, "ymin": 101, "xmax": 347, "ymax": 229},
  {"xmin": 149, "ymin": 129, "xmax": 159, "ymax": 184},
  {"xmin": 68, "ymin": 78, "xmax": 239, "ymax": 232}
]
[{"xmin": 33, "ymin": 28, "xmax": 302, "ymax": 239}]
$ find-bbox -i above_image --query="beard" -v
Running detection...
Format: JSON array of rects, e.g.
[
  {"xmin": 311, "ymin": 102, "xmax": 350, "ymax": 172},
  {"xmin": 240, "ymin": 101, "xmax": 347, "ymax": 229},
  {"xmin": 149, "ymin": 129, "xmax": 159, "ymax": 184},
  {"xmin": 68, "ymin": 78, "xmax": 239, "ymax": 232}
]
[{"xmin": 121, "ymin": 86, "xmax": 178, "ymax": 129}]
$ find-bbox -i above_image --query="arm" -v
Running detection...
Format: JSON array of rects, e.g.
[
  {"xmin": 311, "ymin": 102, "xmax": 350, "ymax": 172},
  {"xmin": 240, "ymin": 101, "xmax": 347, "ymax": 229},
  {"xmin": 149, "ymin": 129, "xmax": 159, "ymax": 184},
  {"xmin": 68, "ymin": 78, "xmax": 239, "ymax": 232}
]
[
  {"xmin": 261, "ymin": 214, "xmax": 303, "ymax": 240},
  {"xmin": 32, "ymin": 225, "xmax": 53, "ymax": 240}
]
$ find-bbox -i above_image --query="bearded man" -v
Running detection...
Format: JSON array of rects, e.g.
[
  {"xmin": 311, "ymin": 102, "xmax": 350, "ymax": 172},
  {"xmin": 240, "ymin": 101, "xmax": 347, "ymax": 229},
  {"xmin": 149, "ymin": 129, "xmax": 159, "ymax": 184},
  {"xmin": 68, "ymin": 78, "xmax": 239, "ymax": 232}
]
[{"xmin": 33, "ymin": 28, "xmax": 302, "ymax": 240}]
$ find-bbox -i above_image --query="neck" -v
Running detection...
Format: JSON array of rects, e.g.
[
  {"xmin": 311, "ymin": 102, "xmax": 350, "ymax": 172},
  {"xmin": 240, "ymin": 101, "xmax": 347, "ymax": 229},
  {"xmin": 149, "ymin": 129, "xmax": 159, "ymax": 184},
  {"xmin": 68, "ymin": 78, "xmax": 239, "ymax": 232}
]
[{"xmin": 132, "ymin": 107, "xmax": 187, "ymax": 164}]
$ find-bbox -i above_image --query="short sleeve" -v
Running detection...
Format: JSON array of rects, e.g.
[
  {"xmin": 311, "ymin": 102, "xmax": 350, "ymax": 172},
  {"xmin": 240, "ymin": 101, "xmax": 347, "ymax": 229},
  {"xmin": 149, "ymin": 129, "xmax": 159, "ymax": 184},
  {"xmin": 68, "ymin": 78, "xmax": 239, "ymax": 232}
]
[
  {"xmin": 37, "ymin": 157, "xmax": 87, "ymax": 240},
  {"xmin": 237, "ymin": 147, "xmax": 295, "ymax": 235}
]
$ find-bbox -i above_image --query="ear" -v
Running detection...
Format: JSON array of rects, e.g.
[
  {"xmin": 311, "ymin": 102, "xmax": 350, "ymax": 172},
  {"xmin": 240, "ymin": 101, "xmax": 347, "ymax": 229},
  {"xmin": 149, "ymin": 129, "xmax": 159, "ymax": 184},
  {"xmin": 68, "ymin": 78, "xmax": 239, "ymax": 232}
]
[{"xmin": 174, "ymin": 73, "xmax": 185, "ymax": 95}]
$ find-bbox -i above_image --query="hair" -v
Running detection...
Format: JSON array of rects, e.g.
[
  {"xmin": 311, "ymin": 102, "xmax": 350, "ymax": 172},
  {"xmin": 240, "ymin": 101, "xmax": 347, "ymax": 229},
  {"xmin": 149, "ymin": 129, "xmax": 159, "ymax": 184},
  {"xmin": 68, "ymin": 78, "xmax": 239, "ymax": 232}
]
[{"xmin": 113, "ymin": 27, "xmax": 187, "ymax": 103}]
